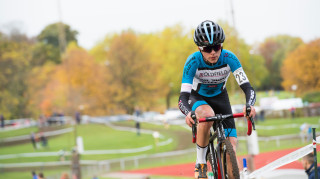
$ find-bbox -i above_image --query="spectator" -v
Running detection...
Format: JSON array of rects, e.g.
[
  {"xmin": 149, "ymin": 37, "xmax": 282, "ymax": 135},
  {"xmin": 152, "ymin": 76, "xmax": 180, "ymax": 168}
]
[
  {"xmin": 0, "ymin": 114, "xmax": 4, "ymax": 128},
  {"xmin": 30, "ymin": 132, "xmax": 37, "ymax": 149},
  {"xmin": 135, "ymin": 120, "xmax": 140, "ymax": 136},
  {"xmin": 92, "ymin": 175, "xmax": 99, "ymax": 179},
  {"xmin": 75, "ymin": 111, "xmax": 81, "ymax": 125},
  {"xmin": 259, "ymin": 109, "xmax": 265, "ymax": 122},
  {"xmin": 38, "ymin": 114, "xmax": 46, "ymax": 127},
  {"xmin": 40, "ymin": 132, "xmax": 48, "ymax": 148},
  {"xmin": 36, "ymin": 132, "xmax": 41, "ymax": 149},
  {"xmin": 38, "ymin": 172, "xmax": 45, "ymax": 179},
  {"xmin": 300, "ymin": 123, "xmax": 312, "ymax": 143},
  {"xmin": 59, "ymin": 112, "xmax": 65, "ymax": 125},
  {"xmin": 134, "ymin": 107, "xmax": 141, "ymax": 136},
  {"xmin": 32, "ymin": 171, "xmax": 38, "ymax": 179},
  {"xmin": 290, "ymin": 106, "xmax": 296, "ymax": 119},
  {"xmin": 134, "ymin": 107, "xmax": 141, "ymax": 117},
  {"xmin": 301, "ymin": 152, "xmax": 320, "ymax": 179}
]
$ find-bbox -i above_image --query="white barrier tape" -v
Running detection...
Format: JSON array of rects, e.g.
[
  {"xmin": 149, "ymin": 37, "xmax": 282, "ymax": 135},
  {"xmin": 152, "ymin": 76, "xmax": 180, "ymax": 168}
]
[
  {"xmin": 1, "ymin": 127, "xmax": 73, "ymax": 142},
  {"xmin": 83, "ymin": 145, "xmax": 153, "ymax": 155},
  {"xmin": 0, "ymin": 138, "xmax": 173, "ymax": 159},
  {"xmin": 249, "ymin": 136, "xmax": 320, "ymax": 178},
  {"xmin": 0, "ymin": 145, "xmax": 154, "ymax": 159},
  {"xmin": 0, "ymin": 151, "xmax": 72, "ymax": 160},
  {"xmin": 0, "ymin": 161, "xmax": 71, "ymax": 168},
  {"xmin": 157, "ymin": 138, "xmax": 173, "ymax": 146},
  {"xmin": 91, "ymin": 117, "xmax": 165, "ymax": 138}
]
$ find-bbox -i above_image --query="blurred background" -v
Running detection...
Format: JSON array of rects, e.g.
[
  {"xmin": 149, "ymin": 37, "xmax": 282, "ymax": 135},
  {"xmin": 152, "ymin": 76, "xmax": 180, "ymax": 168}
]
[{"xmin": 0, "ymin": 0, "xmax": 320, "ymax": 179}]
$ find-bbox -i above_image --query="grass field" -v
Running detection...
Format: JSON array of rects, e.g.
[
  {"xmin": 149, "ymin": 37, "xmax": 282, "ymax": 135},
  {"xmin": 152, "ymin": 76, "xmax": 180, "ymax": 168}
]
[
  {"xmin": 0, "ymin": 126, "xmax": 40, "ymax": 139},
  {"xmin": 0, "ymin": 124, "xmax": 178, "ymax": 163}
]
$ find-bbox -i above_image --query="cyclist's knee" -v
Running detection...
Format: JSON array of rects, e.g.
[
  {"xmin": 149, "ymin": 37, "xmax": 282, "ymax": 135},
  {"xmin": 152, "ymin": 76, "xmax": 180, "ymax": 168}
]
[{"xmin": 195, "ymin": 105, "xmax": 214, "ymax": 118}]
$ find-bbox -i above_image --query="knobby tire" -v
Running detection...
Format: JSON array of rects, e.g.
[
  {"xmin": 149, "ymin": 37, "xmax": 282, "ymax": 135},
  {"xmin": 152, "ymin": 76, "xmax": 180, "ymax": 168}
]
[{"xmin": 220, "ymin": 139, "xmax": 240, "ymax": 179}]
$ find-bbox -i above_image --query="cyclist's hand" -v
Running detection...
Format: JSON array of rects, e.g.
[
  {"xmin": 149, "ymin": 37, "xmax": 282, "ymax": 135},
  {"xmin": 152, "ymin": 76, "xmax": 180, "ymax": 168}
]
[
  {"xmin": 185, "ymin": 112, "xmax": 195, "ymax": 127},
  {"xmin": 243, "ymin": 105, "xmax": 256, "ymax": 119}
]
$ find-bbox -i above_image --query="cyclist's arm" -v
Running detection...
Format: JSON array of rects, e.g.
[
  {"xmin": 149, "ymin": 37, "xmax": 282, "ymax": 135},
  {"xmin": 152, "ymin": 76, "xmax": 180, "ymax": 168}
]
[
  {"xmin": 234, "ymin": 68, "xmax": 256, "ymax": 118},
  {"xmin": 178, "ymin": 54, "xmax": 198, "ymax": 116},
  {"xmin": 225, "ymin": 51, "xmax": 256, "ymax": 106},
  {"xmin": 179, "ymin": 87, "xmax": 194, "ymax": 127},
  {"xmin": 179, "ymin": 90, "xmax": 191, "ymax": 116},
  {"xmin": 240, "ymin": 82, "xmax": 256, "ymax": 106},
  {"xmin": 233, "ymin": 67, "xmax": 256, "ymax": 106}
]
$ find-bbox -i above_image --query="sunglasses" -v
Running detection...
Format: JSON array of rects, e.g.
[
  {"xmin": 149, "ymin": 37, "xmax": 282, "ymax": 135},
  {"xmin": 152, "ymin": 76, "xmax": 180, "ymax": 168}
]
[{"xmin": 199, "ymin": 44, "xmax": 222, "ymax": 53}]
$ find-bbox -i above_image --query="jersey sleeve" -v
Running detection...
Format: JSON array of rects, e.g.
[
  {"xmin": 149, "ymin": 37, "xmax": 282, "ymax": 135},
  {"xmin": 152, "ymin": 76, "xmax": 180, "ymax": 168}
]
[
  {"xmin": 180, "ymin": 54, "xmax": 199, "ymax": 93},
  {"xmin": 224, "ymin": 51, "xmax": 250, "ymax": 86},
  {"xmin": 225, "ymin": 50, "xmax": 256, "ymax": 106},
  {"xmin": 178, "ymin": 54, "xmax": 199, "ymax": 116}
]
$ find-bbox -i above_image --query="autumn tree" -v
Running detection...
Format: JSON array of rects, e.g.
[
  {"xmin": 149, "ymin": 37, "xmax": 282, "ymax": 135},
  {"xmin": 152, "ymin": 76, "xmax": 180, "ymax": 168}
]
[
  {"xmin": 145, "ymin": 24, "xmax": 196, "ymax": 110},
  {"xmin": 0, "ymin": 31, "xmax": 33, "ymax": 119},
  {"xmin": 259, "ymin": 35, "xmax": 303, "ymax": 90},
  {"xmin": 27, "ymin": 43, "xmax": 116, "ymax": 116},
  {"xmin": 105, "ymin": 30, "xmax": 158, "ymax": 113},
  {"xmin": 281, "ymin": 39, "xmax": 320, "ymax": 94}
]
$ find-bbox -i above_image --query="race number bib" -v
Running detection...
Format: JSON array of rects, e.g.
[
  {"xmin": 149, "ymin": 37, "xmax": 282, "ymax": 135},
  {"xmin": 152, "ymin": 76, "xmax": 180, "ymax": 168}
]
[{"xmin": 233, "ymin": 67, "xmax": 249, "ymax": 85}]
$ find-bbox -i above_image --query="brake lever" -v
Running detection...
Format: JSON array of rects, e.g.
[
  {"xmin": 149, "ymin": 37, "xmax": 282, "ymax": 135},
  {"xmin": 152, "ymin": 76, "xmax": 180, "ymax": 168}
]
[
  {"xmin": 246, "ymin": 104, "xmax": 256, "ymax": 131},
  {"xmin": 250, "ymin": 117, "xmax": 256, "ymax": 130}
]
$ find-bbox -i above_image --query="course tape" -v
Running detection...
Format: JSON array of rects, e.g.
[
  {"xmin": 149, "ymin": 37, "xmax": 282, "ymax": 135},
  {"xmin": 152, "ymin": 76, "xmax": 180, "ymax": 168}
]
[
  {"xmin": 82, "ymin": 145, "xmax": 153, "ymax": 155},
  {"xmin": 0, "ymin": 127, "xmax": 73, "ymax": 142},
  {"xmin": 248, "ymin": 136, "xmax": 320, "ymax": 178},
  {"xmin": 0, "ymin": 138, "xmax": 173, "ymax": 159}
]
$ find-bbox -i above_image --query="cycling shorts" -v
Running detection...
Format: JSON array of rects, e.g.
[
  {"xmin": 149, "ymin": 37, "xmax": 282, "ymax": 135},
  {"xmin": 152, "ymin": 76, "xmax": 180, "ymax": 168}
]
[{"xmin": 189, "ymin": 89, "xmax": 237, "ymax": 138}]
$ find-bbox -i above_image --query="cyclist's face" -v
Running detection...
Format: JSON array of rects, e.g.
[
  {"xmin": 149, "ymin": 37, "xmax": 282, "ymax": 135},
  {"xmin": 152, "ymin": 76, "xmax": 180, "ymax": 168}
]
[{"xmin": 199, "ymin": 45, "xmax": 222, "ymax": 64}]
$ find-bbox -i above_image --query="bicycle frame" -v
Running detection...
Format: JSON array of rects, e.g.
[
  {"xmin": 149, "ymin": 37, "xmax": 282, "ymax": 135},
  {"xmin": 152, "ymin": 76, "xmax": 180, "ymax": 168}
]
[{"xmin": 191, "ymin": 105, "xmax": 255, "ymax": 179}]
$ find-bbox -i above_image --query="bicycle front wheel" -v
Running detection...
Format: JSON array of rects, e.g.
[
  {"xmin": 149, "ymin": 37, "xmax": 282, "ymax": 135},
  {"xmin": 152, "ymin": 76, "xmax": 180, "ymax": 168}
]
[
  {"xmin": 207, "ymin": 141, "xmax": 220, "ymax": 178},
  {"xmin": 219, "ymin": 139, "xmax": 240, "ymax": 179}
]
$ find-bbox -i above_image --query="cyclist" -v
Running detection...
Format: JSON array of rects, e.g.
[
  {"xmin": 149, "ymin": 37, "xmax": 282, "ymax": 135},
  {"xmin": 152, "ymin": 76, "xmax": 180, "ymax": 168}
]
[{"xmin": 178, "ymin": 20, "xmax": 256, "ymax": 179}]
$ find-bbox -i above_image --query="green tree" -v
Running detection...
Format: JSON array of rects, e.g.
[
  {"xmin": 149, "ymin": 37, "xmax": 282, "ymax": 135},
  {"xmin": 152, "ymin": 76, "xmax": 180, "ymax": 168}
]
[
  {"xmin": 31, "ymin": 42, "xmax": 60, "ymax": 66},
  {"xmin": 36, "ymin": 22, "xmax": 78, "ymax": 64}
]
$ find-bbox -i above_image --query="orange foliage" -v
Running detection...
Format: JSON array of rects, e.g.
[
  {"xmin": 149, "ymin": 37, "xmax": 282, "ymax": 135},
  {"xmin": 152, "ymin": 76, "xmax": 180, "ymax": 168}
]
[{"xmin": 281, "ymin": 39, "xmax": 320, "ymax": 93}]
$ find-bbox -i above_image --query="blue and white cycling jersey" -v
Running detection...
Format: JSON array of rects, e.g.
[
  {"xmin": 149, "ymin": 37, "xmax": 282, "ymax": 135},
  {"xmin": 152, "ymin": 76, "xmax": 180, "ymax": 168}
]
[{"xmin": 180, "ymin": 49, "xmax": 249, "ymax": 97}]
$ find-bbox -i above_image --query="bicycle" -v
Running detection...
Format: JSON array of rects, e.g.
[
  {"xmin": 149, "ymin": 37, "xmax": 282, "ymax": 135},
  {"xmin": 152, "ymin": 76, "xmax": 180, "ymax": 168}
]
[{"xmin": 191, "ymin": 104, "xmax": 255, "ymax": 179}]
